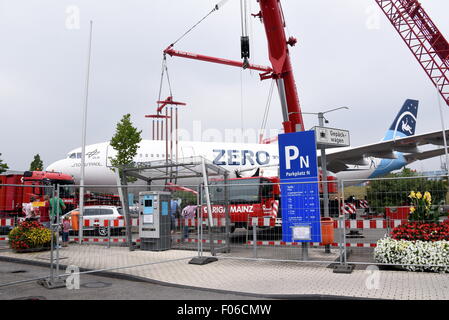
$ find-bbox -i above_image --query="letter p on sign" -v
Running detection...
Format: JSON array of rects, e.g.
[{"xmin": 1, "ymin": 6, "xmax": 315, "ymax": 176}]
[{"xmin": 285, "ymin": 146, "xmax": 299, "ymax": 170}]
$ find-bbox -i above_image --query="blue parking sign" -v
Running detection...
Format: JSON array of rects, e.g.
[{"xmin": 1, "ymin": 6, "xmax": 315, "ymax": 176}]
[{"xmin": 278, "ymin": 131, "xmax": 322, "ymax": 243}]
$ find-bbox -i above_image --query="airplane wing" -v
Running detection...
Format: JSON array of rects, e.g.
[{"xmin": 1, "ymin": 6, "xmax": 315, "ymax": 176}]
[
  {"xmin": 320, "ymin": 129, "xmax": 449, "ymax": 173},
  {"xmin": 403, "ymin": 148, "xmax": 449, "ymax": 163}
]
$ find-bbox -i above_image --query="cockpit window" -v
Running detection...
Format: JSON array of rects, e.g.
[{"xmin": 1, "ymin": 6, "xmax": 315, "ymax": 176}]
[{"xmin": 68, "ymin": 152, "xmax": 82, "ymax": 159}]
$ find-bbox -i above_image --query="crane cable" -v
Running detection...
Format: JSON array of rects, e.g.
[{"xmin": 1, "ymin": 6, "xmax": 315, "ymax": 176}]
[
  {"xmin": 162, "ymin": 0, "xmax": 230, "ymax": 98},
  {"xmin": 169, "ymin": 0, "xmax": 231, "ymax": 48},
  {"xmin": 240, "ymin": 0, "xmax": 250, "ymax": 68},
  {"xmin": 259, "ymin": 79, "xmax": 275, "ymax": 143},
  {"xmin": 157, "ymin": 56, "xmax": 173, "ymax": 108},
  {"xmin": 160, "ymin": 0, "xmax": 230, "ymax": 111},
  {"xmin": 240, "ymin": 0, "xmax": 248, "ymax": 38}
]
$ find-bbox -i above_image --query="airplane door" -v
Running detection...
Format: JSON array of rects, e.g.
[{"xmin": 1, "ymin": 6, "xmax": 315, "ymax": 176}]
[
  {"xmin": 105, "ymin": 145, "xmax": 117, "ymax": 167},
  {"xmin": 181, "ymin": 146, "xmax": 195, "ymax": 159}
]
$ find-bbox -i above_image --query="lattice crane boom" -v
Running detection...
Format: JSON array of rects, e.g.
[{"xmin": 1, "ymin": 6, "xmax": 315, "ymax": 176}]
[{"xmin": 375, "ymin": 0, "xmax": 449, "ymax": 105}]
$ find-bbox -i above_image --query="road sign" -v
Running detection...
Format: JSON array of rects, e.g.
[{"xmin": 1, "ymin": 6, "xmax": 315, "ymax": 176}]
[
  {"xmin": 278, "ymin": 131, "xmax": 321, "ymax": 243},
  {"xmin": 313, "ymin": 126, "xmax": 350, "ymax": 148}
]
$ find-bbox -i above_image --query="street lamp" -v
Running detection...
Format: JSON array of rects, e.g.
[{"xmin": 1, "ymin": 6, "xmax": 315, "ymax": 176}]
[
  {"xmin": 298, "ymin": 106, "xmax": 350, "ymax": 127},
  {"xmin": 79, "ymin": 20, "xmax": 94, "ymax": 244},
  {"xmin": 294, "ymin": 107, "xmax": 349, "ymax": 214},
  {"xmin": 301, "ymin": 107, "xmax": 350, "ymax": 253},
  {"xmin": 289, "ymin": 107, "xmax": 349, "ymax": 221}
]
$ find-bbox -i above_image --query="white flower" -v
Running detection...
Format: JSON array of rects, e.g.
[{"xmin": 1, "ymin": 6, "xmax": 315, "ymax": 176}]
[{"xmin": 374, "ymin": 238, "xmax": 449, "ymax": 272}]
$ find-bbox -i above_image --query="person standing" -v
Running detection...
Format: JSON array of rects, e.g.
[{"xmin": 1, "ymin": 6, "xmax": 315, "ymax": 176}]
[
  {"xmin": 23, "ymin": 196, "xmax": 37, "ymax": 221},
  {"xmin": 170, "ymin": 199, "xmax": 180, "ymax": 234},
  {"xmin": 61, "ymin": 216, "xmax": 71, "ymax": 247},
  {"xmin": 49, "ymin": 192, "xmax": 66, "ymax": 224},
  {"xmin": 40, "ymin": 195, "xmax": 51, "ymax": 228},
  {"xmin": 181, "ymin": 202, "xmax": 197, "ymax": 240}
]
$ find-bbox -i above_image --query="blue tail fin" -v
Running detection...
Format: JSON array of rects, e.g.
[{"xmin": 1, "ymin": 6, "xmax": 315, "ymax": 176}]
[{"xmin": 382, "ymin": 99, "xmax": 419, "ymax": 141}]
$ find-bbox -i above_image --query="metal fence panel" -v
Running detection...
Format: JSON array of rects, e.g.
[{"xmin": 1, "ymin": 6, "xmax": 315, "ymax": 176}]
[
  {"xmin": 202, "ymin": 179, "xmax": 344, "ymax": 264},
  {"xmin": 1, "ymin": 173, "xmax": 448, "ymax": 289},
  {"xmin": 340, "ymin": 175, "xmax": 449, "ymax": 270}
]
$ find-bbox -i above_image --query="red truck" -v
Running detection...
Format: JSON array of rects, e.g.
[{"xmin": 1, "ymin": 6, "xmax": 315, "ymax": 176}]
[
  {"xmin": 0, "ymin": 171, "xmax": 76, "ymax": 220},
  {"xmin": 203, "ymin": 175, "xmax": 338, "ymax": 231}
]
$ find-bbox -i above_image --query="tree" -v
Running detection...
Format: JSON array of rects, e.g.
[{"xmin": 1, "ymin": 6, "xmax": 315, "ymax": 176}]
[
  {"xmin": 0, "ymin": 153, "xmax": 8, "ymax": 174},
  {"xmin": 109, "ymin": 114, "xmax": 142, "ymax": 177},
  {"xmin": 29, "ymin": 154, "xmax": 44, "ymax": 171}
]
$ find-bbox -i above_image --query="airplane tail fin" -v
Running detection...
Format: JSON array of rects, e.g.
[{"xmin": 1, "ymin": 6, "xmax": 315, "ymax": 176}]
[{"xmin": 382, "ymin": 99, "xmax": 419, "ymax": 141}]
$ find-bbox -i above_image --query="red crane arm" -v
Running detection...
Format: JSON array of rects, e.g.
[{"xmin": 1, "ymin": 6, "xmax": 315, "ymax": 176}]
[
  {"xmin": 162, "ymin": 0, "xmax": 305, "ymax": 134},
  {"xmin": 156, "ymin": 96, "xmax": 186, "ymax": 113},
  {"xmin": 257, "ymin": 0, "xmax": 304, "ymax": 133},
  {"xmin": 164, "ymin": 47, "xmax": 273, "ymax": 74},
  {"xmin": 375, "ymin": 0, "xmax": 449, "ymax": 106}
]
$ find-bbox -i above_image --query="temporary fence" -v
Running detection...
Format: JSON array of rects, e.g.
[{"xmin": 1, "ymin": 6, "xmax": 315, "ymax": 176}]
[
  {"xmin": 337, "ymin": 174, "xmax": 449, "ymax": 269},
  {"xmin": 1, "ymin": 173, "xmax": 448, "ymax": 290}
]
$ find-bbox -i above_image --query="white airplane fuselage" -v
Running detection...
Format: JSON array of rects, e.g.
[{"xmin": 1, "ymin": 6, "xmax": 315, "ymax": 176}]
[
  {"xmin": 46, "ymin": 139, "xmax": 388, "ymax": 190},
  {"xmin": 46, "ymin": 99, "xmax": 426, "ymax": 191}
]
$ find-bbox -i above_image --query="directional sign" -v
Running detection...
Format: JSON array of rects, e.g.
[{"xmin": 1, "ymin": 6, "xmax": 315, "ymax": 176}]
[
  {"xmin": 278, "ymin": 131, "xmax": 321, "ymax": 243},
  {"xmin": 313, "ymin": 126, "xmax": 350, "ymax": 148}
]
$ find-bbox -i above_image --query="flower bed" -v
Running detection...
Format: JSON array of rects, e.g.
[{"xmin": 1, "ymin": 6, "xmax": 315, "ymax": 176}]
[
  {"xmin": 375, "ymin": 238, "xmax": 449, "ymax": 272},
  {"xmin": 374, "ymin": 190, "xmax": 449, "ymax": 273},
  {"xmin": 390, "ymin": 221, "xmax": 449, "ymax": 242},
  {"xmin": 8, "ymin": 220, "xmax": 53, "ymax": 253}
]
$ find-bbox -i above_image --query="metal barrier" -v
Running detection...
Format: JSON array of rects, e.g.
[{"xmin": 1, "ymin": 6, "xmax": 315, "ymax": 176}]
[{"xmin": 0, "ymin": 174, "xmax": 448, "ymax": 290}]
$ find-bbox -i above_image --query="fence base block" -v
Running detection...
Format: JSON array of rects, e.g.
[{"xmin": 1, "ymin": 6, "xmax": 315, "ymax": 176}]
[
  {"xmin": 332, "ymin": 264, "xmax": 355, "ymax": 274},
  {"xmin": 37, "ymin": 278, "xmax": 66, "ymax": 289},
  {"xmin": 346, "ymin": 230, "xmax": 364, "ymax": 238},
  {"xmin": 188, "ymin": 257, "xmax": 218, "ymax": 265}
]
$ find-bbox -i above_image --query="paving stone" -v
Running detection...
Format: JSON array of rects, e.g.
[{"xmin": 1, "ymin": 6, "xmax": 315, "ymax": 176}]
[{"xmin": 0, "ymin": 244, "xmax": 448, "ymax": 300}]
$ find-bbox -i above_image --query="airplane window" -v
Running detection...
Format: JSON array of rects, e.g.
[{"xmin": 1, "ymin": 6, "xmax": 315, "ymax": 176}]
[
  {"xmin": 156, "ymin": 154, "xmax": 159, "ymax": 157},
  {"xmin": 145, "ymin": 154, "xmax": 148, "ymax": 158},
  {"xmin": 151, "ymin": 154, "xmax": 154, "ymax": 157}
]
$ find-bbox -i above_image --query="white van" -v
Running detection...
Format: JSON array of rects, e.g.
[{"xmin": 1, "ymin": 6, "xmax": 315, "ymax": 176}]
[{"xmin": 64, "ymin": 206, "xmax": 125, "ymax": 236}]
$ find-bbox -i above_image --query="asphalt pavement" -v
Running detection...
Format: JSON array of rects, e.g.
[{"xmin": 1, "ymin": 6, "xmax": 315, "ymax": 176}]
[{"xmin": 0, "ymin": 261, "xmax": 269, "ymax": 300}]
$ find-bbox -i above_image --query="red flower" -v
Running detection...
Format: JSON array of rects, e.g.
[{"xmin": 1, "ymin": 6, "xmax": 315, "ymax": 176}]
[{"xmin": 391, "ymin": 221, "xmax": 449, "ymax": 242}]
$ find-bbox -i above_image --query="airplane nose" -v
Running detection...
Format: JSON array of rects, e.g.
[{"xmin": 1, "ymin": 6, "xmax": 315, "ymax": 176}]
[
  {"xmin": 46, "ymin": 159, "xmax": 64, "ymax": 172},
  {"xmin": 46, "ymin": 159, "xmax": 80, "ymax": 183},
  {"xmin": 46, "ymin": 159, "xmax": 76, "ymax": 176}
]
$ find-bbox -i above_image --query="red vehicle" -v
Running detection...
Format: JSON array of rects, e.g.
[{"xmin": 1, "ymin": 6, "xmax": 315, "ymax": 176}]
[
  {"xmin": 0, "ymin": 171, "xmax": 76, "ymax": 219},
  {"xmin": 203, "ymin": 175, "xmax": 338, "ymax": 231},
  {"xmin": 83, "ymin": 193, "xmax": 121, "ymax": 207}
]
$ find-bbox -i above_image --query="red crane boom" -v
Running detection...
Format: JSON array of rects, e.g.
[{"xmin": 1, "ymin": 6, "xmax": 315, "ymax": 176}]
[
  {"xmin": 375, "ymin": 0, "xmax": 449, "ymax": 105},
  {"xmin": 163, "ymin": 0, "xmax": 305, "ymax": 134},
  {"xmin": 162, "ymin": 0, "xmax": 449, "ymax": 139},
  {"xmin": 256, "ymin": 0, "xmax": 304, "ymax": 133},
  {"xmin": 164, "ymin": 47, "xmax": 273, "ymax": 74}
]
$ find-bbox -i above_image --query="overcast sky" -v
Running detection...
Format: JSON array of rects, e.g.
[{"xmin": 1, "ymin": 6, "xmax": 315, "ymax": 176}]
[{"xmin": 1, "ymin": 0, "xmax": 448, "ymax": 172}]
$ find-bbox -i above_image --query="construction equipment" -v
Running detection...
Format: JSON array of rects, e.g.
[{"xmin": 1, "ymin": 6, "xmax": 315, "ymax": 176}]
[
  {"xmin": 0, "ymin": 171, "xmax": 75, "ymax": 217},
  {"xmin": 161, "ymin": 0, "xmax": 305, "ymax": 134},
  {"xmin": 375, "ymin": 0, "xmax": 449, "ymax": 106}
]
